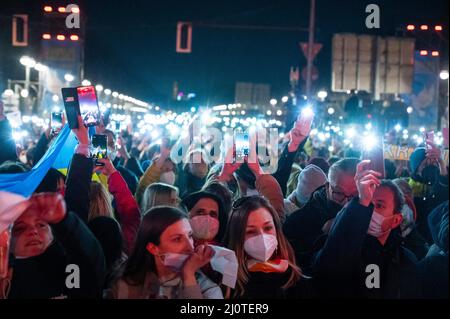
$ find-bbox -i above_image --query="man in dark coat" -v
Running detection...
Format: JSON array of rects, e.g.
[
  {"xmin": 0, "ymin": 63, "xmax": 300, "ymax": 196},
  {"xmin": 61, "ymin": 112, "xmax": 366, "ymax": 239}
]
[
  {"xmin": 283, "ymin": 158, "xmax": 360, "ymax": 273},
  {"xmin": 312, "ymin": 162, "xmax": 418, "ymax": 298}
]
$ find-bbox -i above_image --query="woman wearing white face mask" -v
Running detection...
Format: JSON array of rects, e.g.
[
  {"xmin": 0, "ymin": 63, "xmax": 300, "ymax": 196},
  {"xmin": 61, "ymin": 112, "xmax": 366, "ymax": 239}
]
[
  {"xmin": 107, "ymin": 206, "xmax": 223, "ymax": 299},
  {"xmin": 223, "ymin": 196, "xmax": 314, "ymax": 299},
  {"xmin": 181, "ymin": 191, "xmax": 227, "ymax": 246}
]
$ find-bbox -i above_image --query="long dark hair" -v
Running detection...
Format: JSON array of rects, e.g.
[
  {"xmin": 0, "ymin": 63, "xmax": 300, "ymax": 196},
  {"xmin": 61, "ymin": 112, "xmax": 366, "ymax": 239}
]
[
  {"xmin": 121, "ymin": 206, "xmax": 188, "ymax": 285},
  {"xmin": 202, "ymin": 181, "xmax": 232, "ymax": 241},
  {"xmin": 223, "ymin": 196, "xmax": 301, "ymax": 297}
]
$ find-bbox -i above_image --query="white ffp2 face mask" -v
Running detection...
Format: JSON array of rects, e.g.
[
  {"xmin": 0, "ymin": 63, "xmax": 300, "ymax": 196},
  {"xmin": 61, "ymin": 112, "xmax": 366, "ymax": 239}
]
[
  {"xmin": 243, "ymin": 234, "xmax": 278, "ymax": 262},
  {"xmin": 189, "ymin": 215, "xmax": 219, "ymax": 241},
  {"xmin": 367, "ymin": 211, "xmax": 394, "ymax": 238}
]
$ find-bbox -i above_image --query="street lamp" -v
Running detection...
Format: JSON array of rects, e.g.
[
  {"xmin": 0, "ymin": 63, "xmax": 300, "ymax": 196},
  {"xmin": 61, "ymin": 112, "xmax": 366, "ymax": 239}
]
[
  {"xmin": 317, "ymin": 90, "xmax": 328, "ymax": 100},
  {"xmin": 20, "ymin": 56, "xmax": 36, "ymax": 93},
  {"xmin": 440, "ymin": 70, "xmax": 449, "ymax": 80},
  {"xmin": 64, "ymin": 73, "xmax": 74, "ymax": 84},
  {"xmin": 20, "ymin": 56, "xmax": 36, "ymax": 68},
  {"xmin": 95, "ymin": 84, "xmax": 104, "ymax": 92},
  {"xmin": 81, "ymin": 79, "xmax": 91, "ymax": 86},
  {"xmin": 34, "ymin": 63, "xmax": 48, "ymax": 72},
  {"xmin": 3, "ymin": 89, "xmax": 14, "ymax": 97},
  {"xmin": 20, "ymin": 89, "xmax": 29, "ymax": 98}
]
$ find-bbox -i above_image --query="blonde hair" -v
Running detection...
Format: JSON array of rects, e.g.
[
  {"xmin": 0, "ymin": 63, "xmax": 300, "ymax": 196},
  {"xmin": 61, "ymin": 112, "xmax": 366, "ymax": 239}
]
[
  {"xmin": 88, "ymin": 181, "xmax": 114, "ymax": 221},
  {"xmin": 140, "ymin": 183, "xmax": 179, "ymax": 213},
  {"xmin": 223, "ymin": 196, "xmax": 301, "ymax": 298}
]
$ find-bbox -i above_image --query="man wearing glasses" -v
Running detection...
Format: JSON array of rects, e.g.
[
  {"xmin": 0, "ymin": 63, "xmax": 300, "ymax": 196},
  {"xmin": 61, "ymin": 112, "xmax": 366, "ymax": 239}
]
[{"xmin": 283, "ymin": 158, "xmax": 360, "ymax": 275}]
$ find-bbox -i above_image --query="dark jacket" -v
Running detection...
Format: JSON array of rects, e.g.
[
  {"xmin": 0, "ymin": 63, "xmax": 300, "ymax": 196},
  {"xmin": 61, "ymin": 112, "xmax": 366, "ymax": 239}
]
[
  {"xmin": 234, "ymin": 270, "xmax": 315, "ymax": 299},
  {"xmin": 177, "ymin": 163, "xmax": 206, "ymax": 199},
  {"xmin": 272, "ymin": 139, "xmax": 307, "ymax": 197},
  {"xmin": 33, "ymin": 132, "xmax": 51, "ymax": 166},
  {"xmin": 282, "ymin": 185, "xmax": 343, "ymax": 272},
  {"xmin": 311, "ymin": 198, "xmax": 418, "ymax": 299},
  {"xmin": 113, "ymin": 156, "xmax": 144, "ymax": 180},
  {"xmin": 8, "ymin": 211, "xmax": 106, "ymax": 299},
  {"xmin": 410, "ymin": 174, "xmax": 449, "ymax": 243},
  {"xmin": 124, "ymin": 157, "xmax": 144, "ymax": 179},
  {"xmin": 0, "ymin": 118, "xmax": 18, "ymax": 165},
  {"xmin": 64, "ymin": 153, "xmax": 93, "ymax": 223},
  {"xmin": 416, "ymin": 201, "xmax": 448, "ymax": 298}
]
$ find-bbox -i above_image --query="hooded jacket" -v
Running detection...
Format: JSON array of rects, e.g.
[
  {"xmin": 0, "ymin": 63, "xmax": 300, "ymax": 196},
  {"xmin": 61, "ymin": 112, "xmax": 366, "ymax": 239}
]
[{"xmin": 283, "ymin": 185, "xmax": 343, "ymax": 272}]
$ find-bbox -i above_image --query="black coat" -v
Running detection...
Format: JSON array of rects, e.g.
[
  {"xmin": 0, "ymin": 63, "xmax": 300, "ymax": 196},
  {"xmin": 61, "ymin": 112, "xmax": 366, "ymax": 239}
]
[
  {"xmin": 311, "ymin": 198, "xmax": 418, "ymax": 299},
  {"xmin": 416, "ymin": 201, "xmax": 448, "ymax": 299},
  {"xmin": 32, "ymin": 132, "xmax": 51, "ymax": 165},
  {"xmin": 283, "ymin": 186, "xmax": 343, "ymax": 272},
  {"xmin": 64, "ymin": 153, "xmax": 94, "ymax": 223},
  {"xmin": 234, "ymin": 269, "xmax": 316, "ymax": 299},
  {"xmin": 271, "ymin": 139, "xmax": 307, "ymax": 197},
  {"xmin": 0, "ymin": 118, "xmax": 18, "ymax": 165},
  {"xmin": 412, "ymin": 175, "xmax": 449, "ymax": 243},
  {"xmin": 8, "ymin": 211, "xmax": 106, "ymax": 299},
  {"xmin": 177, "ymin": 164, "xmax": 206, "ymax": 199}
]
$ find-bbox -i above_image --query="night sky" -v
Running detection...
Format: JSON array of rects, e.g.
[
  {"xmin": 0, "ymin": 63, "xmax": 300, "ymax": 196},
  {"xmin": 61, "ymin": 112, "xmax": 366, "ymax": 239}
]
[{"xmin": 1, "ymin": 0, "xmax": 448, "ymax": 106}]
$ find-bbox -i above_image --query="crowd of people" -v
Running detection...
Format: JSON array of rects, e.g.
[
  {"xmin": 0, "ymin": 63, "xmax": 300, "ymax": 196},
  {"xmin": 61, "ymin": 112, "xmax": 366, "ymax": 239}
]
[{"xmin": 0, "ymin": 99, "xmax": 448, "ymax": 299}]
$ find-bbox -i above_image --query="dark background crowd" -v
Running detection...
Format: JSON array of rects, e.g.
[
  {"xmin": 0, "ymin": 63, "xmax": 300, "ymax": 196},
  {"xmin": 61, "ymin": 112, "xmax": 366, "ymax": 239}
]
[{"xmin": 0, "ymin": 99, "xmax": 448, "ymax": 299}]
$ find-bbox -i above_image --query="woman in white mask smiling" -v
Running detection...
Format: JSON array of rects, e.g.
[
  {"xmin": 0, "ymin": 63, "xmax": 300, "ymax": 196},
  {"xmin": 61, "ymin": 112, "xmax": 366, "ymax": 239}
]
[
  {"xmin": 107, "ymin": 206, "xmax": 223, "ymax": 299},
  {"xmin": 223, "ymin": 196, "xmax": 314, "ymax": 299}
]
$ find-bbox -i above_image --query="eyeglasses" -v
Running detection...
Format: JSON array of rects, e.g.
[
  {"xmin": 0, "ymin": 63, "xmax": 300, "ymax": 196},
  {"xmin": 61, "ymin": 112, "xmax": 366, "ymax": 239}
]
[{"xmin": 329, "ymin": 185, "xmax": 357, "ymax": 203}]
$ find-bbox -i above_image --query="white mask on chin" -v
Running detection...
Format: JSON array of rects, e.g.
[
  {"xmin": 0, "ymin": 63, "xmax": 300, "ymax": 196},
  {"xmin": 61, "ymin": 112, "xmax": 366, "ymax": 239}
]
[{"xmin": 161, "ymin": 252, "xmax": 190, "ymax": 272}]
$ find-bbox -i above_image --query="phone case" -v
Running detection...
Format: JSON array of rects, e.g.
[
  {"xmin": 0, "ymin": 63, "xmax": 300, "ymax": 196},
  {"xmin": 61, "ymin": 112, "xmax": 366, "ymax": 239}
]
[
  {"xmin": 61, "ymin": 87, "xmax": 80, "ymax": 129},
  {"xmin": 363, "ymin": 144, "xmax": 385, "ymax": 179}
]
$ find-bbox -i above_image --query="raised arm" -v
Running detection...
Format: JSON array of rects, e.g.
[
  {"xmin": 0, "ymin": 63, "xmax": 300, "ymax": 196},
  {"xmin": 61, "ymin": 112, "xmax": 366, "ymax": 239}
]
[
  {"xmin": 64, "ymin": 116, "xmax": 93, "ymax": 223},
  {"xmin": 95, "ymin": 158, "xmax": 141, "ymax": 255}
]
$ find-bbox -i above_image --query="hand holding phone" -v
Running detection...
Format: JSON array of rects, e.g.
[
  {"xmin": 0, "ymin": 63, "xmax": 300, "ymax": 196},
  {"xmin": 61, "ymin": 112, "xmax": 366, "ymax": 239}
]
[
  {"xmin": 234, "ymin": 131, "xmax": 249, "ymax": 163},
  {"xmin": 296, "ymin": 108, "xmax": 314, "ymax": 137},
  {"xmin": 92, "ymin": 134, "xmax": 107, "ymax": 166},
  {"xmin": 77, "ymin": 86, "xmax": 100, "ymax": 127},
  {"xmin": 51, "ymin": 112, "xmax": 63, "ymax": 134},
  {"xmin": 62, "ymin": 87, "xmax": 80, "ymax": 129},
  {"xmin": 362, "ymin": 136, "xmax": 385, "ymax": 179},
  {"xmin": 94, "ymin": 158, "xmax": 117, "ymax": 176}
]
